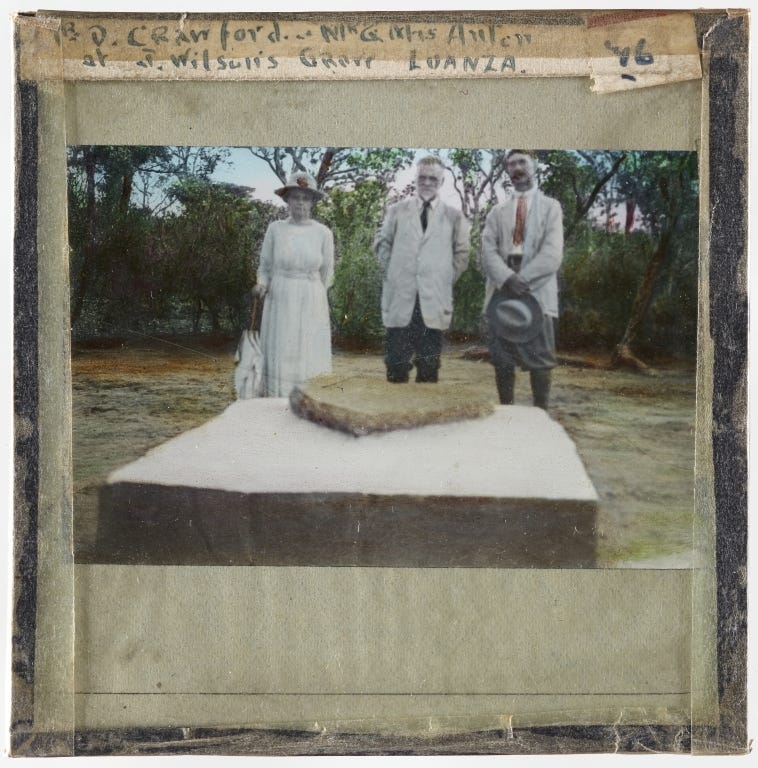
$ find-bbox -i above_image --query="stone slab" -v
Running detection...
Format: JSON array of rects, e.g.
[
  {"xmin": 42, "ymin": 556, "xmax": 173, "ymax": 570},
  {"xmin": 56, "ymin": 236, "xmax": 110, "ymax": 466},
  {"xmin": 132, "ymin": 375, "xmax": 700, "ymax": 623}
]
[
  {"xmin": 95, "ymin": 400, "xmax": 598, "ymax": 567},
  {"xmin": 290, "ymin": 374, "xmax": 494, "ymax": 435}
]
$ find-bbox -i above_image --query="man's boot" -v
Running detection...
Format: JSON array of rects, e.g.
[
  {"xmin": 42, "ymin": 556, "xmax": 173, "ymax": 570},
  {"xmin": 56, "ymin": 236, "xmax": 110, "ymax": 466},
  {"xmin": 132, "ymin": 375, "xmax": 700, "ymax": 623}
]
[
  {"xmin": 414, "ymin": 355, "xmax": 440, "ymax": 383},
  {"xmin": 530, "ymin": 368, "xmax": 551, "ymax": 410},
  {"xmin": 494, "ymin": 366, "xmax": 515, "ymax": 405}
]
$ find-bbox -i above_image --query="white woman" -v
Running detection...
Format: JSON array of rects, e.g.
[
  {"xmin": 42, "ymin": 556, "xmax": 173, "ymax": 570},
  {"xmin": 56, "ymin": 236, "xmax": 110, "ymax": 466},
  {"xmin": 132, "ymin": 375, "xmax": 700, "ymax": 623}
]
[{"xmin": 253, "ymin": 172, "xmax": 334, "ymax": 397}]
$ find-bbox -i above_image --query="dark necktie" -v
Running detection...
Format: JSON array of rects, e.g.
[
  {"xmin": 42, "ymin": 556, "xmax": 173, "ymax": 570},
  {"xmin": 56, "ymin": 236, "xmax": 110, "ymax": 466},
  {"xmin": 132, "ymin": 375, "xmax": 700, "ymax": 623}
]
[{"xmin": 420, "ymin": 200, "xmax": 431, "ymax": 232}]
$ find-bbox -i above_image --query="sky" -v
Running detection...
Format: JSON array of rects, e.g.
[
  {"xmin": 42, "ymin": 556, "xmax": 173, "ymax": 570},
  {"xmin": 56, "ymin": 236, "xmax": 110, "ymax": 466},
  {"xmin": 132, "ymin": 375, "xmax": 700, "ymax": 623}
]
[
  {"xmin": 210, "ymin": 147, "xmax": 283, "ymax": 202},
  {"xmin": 205, "ymin": 145, "xmax": 644, "ymax": 231},
  {"xmin": 209, "ymin": 146, "xmax": 487, "ymax": 209}
]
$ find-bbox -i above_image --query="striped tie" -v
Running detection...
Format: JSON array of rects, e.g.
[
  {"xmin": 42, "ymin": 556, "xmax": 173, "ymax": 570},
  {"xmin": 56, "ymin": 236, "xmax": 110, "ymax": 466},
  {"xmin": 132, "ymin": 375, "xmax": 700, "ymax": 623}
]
[{"xmin": 512, "ymin": 195, "xmax": 527, "ymax": 246}]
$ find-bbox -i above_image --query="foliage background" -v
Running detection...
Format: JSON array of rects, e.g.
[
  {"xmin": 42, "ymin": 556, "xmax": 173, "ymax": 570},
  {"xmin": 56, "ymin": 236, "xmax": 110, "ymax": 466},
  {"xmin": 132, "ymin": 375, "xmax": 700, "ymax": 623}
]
[{"xmin": 67, "ymin": 145, "xmax": 698, "ymax": 361}]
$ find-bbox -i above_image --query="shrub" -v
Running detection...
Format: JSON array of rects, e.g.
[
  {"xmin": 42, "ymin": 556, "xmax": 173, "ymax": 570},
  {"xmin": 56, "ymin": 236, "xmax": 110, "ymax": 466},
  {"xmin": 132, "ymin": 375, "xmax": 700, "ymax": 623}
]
[{"xmin": 329, "ymin": 239, "xmax": 384, "ymax": 344}]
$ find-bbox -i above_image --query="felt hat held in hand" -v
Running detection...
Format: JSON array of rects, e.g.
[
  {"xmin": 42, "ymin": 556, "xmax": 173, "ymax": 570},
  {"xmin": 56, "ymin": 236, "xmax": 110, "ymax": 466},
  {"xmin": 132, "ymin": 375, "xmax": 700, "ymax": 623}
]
[{"xmin": 486, "ymin": 286, "xmax": 543, "ymax": 343}]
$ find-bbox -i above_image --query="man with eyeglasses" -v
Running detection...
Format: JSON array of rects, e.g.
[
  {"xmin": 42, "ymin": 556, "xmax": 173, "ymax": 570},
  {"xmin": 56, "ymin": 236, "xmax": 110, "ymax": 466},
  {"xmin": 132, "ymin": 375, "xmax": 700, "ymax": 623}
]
[{"xmin": 374, "ymin": 156, "xmax": 470, "ymax": 383}]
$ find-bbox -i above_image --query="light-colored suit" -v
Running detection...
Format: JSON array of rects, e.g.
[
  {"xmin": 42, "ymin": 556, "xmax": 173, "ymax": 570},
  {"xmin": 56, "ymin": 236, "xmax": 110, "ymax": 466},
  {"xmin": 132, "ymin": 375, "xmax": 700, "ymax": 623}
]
[
  {"xmin": 480, "ymin": 190, "xmax": 564, "ymax": 317},
  {"xmin": 375, "ymin": 197, "xmax": 470, "ymax": 330}
]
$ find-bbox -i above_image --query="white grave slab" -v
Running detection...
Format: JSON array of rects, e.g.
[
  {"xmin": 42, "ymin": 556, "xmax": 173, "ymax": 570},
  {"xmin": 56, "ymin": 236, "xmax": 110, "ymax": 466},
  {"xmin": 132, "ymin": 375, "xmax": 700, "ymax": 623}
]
[{"xmin": 96, "ymin": 400, "xmax": 598, "ymax": 567}]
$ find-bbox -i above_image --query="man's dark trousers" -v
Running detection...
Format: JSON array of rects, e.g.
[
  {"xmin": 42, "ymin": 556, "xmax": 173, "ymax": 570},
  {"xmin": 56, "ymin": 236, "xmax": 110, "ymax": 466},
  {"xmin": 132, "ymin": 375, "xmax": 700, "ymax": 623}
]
[{"xmin": 385, "ymin": 297, "xmax": 442, "ymax": 383}]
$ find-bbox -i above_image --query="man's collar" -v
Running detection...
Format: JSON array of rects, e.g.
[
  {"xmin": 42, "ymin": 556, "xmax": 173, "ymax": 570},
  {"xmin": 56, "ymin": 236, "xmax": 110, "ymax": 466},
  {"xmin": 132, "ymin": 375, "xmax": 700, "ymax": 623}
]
[
  {"xmin": 417, "ymin": 195, "xmax": 440, "ymax": 209},
  {"xmin": 512, "ymin": 185, "xmax": 538, "ymax": 200}
]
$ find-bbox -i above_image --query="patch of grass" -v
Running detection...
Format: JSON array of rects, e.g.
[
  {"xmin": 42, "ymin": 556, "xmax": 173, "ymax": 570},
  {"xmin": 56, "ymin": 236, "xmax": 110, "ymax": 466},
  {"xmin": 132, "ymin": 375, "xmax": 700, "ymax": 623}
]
[{"xmin": 597, "ymin": 506, "xmax": 695, "ymax": 566}]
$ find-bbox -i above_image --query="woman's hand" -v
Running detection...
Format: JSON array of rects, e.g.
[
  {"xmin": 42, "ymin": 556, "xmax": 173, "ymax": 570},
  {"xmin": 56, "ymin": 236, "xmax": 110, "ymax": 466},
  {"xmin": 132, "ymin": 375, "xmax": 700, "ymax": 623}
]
[{"xmin": 252, "ymin": 284, "xmax": 268, "ymax": 298}]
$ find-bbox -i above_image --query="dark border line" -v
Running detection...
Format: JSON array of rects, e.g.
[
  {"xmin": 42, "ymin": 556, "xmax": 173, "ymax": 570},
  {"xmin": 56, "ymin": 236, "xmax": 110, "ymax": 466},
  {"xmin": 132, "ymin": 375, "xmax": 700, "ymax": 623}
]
[
  {"xmin": 706, "ymin": 12, "xmax": 749, "ymax": 752},
  {"xmin": 11, "ymin": 74, "xmax": 40, "ymax": 730}
]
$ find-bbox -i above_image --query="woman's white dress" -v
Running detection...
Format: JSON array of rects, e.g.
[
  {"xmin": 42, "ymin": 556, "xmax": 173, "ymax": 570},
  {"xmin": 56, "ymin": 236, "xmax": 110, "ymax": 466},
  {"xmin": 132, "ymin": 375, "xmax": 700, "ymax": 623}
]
[{"xmin": 256, "ymin": 218, "xmax": 334, "ymax": 397}]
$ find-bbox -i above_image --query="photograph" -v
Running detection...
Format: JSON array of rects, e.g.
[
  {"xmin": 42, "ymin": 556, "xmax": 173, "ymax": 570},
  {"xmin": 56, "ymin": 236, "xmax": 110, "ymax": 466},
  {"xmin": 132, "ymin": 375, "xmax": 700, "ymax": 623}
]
[
  {"xmin": 9, "ymin": 6, "xmax": 748, "ymax": 758},
  {"xmin": 69, "ymin": 143, "xmax": 698, "ymax": 570}
]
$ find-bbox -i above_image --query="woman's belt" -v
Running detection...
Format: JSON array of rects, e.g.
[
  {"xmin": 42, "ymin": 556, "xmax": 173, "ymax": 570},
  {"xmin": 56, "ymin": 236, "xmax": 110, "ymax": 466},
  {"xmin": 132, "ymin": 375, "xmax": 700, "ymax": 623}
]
[{"xmin": 273, "ymin": 270, "xmax": 319, "ymax": 280}]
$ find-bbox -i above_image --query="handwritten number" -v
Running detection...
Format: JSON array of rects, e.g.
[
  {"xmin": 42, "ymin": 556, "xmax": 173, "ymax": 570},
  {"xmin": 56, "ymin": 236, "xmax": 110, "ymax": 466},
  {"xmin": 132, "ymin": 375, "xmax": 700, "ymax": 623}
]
[
  {"xmin": 634, "ymin": 38, "xmax": 654, "ymax": 66},
  {"xmin": 605, "ymin": 37, "xmax": 654, "ymax": 81},
  {"xmin": 604, "ymin": 40, "xmax": 629, "ymax": 66}
]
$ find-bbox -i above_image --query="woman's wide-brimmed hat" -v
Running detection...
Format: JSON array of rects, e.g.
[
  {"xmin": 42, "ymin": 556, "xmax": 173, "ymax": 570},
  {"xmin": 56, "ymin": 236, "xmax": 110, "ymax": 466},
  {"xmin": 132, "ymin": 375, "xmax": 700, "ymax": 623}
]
[
  {"xmin": 274, "ymin": 172, "xmax": 326, "ymax": 201},
  {"xmin": 486, "ymin": 286, "xmax": 543, "ymax": 343}
]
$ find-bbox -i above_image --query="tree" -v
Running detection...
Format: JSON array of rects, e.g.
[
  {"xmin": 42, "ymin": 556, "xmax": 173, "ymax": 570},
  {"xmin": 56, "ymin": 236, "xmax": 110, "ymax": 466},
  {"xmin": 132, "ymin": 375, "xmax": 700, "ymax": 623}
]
[
  {"xmin": 67, "ymin": 145, "xmax": 179, "ymax": 329},
  {"xmin": 247, "ymin": 146, "xmax": 414, "ymax": 190},
  {"xmin": 67, "ymin": 145, "xmax": 231, "ymax": 333},
  {"xmin": 443, "ymin": 150, "xmax": 511, "ymax": 334},
  {"xmin": 161, "ymin": 178, "xmax": 277, "ymax": 333},
  {"xmin": 68, "ymin": 146, "xmax": 163, "ymax": 326},
  {"xmin": 132, "ymin": 146, "xmax": 231, "ymax": 214},
  {"xmin": 514, "ymin": 150, "xmax": 698, "ymax": 361},
  {"xmin": 611, "ymin": 152, "xmax": 699, "ymax": 368},
  {"xmin": 537, "ymin": 150, "xmax": 627, "ymax": 242},
  {"xmin": 447, "ymin": 149, "xmax": 509, "ymax": 222},
  {"xmin": 317, "ymin": 180, "xmax": 387, "ymax": 343}
]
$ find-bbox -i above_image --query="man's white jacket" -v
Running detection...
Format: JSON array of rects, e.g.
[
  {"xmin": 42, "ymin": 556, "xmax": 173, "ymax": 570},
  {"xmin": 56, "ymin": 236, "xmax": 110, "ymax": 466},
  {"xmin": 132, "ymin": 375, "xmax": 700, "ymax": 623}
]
[
  {"xmin": 374, "ymin": 197, "xmax": 470, "ymax": 330},
  {"xmin": 480, "ymin": 190, "xmax": 564, "ymax": 317}
]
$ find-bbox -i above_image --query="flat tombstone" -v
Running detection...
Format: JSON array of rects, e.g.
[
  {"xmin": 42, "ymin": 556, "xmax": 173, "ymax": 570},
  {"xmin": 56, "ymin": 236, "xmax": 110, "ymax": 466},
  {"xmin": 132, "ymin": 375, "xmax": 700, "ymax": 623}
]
[
  {"xmin": 96, "ymin": 399, "xmax": 599, "ymax": 567},
  {"xmin": 290, "ymin": 374, "xmax": 494, "ymax": 435}
]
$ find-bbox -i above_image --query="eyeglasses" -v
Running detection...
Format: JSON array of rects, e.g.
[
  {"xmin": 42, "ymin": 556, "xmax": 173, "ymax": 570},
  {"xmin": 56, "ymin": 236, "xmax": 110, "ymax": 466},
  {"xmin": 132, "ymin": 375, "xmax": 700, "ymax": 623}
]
[{"xmin": 417, "ymin": 174, "xmax": 442, "ymax": 184}]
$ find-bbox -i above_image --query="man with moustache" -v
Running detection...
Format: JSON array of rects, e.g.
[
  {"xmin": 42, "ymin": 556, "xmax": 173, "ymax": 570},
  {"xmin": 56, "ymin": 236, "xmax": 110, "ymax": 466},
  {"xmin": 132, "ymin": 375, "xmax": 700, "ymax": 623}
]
[
  {"xmin": 480, "ymin": 150, "xmax": 564, "ymax": 409},
  {"xmin": 374, "ymin": 155, "xmax": 470, "ymax": 383}
]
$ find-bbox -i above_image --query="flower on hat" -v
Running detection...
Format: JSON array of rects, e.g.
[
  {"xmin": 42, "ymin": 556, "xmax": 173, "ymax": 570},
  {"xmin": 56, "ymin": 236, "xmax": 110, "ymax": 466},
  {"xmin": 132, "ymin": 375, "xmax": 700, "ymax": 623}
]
[{"xmin": 274, "ymin": 171, "xmax": 326, "ymax": 200}]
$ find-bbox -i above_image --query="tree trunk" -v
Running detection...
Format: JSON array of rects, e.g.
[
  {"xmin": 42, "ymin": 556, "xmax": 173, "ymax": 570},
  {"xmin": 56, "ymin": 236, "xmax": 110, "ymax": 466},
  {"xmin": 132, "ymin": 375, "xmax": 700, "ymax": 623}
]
[
  {"xmin": 209, "ymin": 305, "xmax": 220, "ymax": 332},
  {"xmin": 315, "ymin": 149, "xmax": 336, "ymax": 188},
  {"xmin": 119, "ymin": 172, "xmax": 133, "ymax": 214},
  {"xmin": 71, "ymin": 148, "xmax": 98, "ymax": 327},
  {"xmin": 624, "ymin": 195, "xmax": 636, "ymax": 234},
  {"xmin": 192, "ymin": 298, "xmax": 202, "ymax": 333},
  {"xmin": 611, "ymin": 228, "xmax": 673, "ymax": 370}
]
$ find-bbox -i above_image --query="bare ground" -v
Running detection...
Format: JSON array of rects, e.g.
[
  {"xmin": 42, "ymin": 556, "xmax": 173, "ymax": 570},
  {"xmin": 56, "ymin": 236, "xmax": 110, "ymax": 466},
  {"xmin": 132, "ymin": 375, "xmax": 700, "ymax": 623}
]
[{"xmin": 72, "ymin": 335, "xmax": 695, "ymax": 567}]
